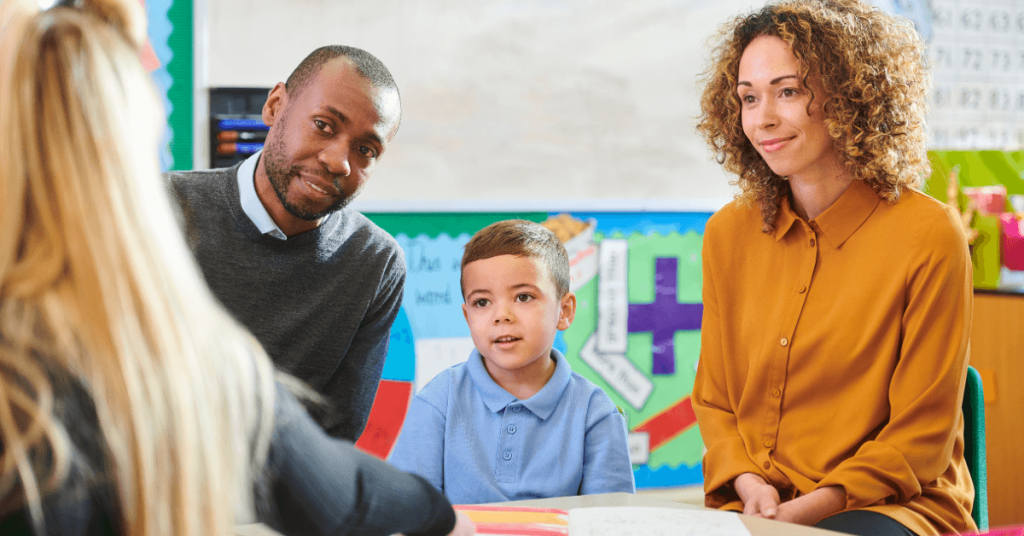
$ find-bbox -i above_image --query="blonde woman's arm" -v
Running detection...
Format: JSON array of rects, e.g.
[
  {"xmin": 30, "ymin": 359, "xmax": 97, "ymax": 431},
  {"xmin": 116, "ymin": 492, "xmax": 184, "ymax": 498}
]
[{"xmin": 264, "ymin": 385, "xmax": 458, "ymax": 536}]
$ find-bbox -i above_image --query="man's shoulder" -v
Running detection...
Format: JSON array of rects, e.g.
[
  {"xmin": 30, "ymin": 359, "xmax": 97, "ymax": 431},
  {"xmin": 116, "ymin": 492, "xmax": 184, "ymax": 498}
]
[
  {"xmin": 165, "ymin": 165, "xmax": 237, "ymax": 188},
  {"xmin": 338, "ymin": 210, "xmax": 399, "ymax": 245},
  {"xmin": 330, "ymin": 209, "xmax": 405, "ymax": 267},
  {"xmin": 164, "ymin": 165, "xmax": 240, "ymax": 205}
]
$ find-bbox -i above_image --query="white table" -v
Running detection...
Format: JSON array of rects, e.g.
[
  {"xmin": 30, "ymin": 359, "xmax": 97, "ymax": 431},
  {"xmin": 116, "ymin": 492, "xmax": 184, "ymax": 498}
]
[
  {"xmin": 235, "ymin": 491, "xmax": 846, "ymax": 535},
  {"xmin": 493, "ymin": 492, "xmax": 845, "ymax": 536}
]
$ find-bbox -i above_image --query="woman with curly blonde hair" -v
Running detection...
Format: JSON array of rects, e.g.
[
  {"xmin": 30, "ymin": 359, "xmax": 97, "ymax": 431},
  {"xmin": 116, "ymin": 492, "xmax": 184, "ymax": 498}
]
[
  {"xmin": 0, "ymin": 1, "xmax": 473, "ymax": 535},
  {"xmin": 692, "ymin": 0, "xmax": 975, "ymax": 534}
]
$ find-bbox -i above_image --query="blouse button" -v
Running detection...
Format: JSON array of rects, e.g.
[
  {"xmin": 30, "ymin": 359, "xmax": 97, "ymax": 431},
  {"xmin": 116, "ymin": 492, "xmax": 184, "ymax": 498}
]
[
  {"xmin": 507, "ymin": 425, "xmax": 517, "ymax": 434},
  {"xmin": 798, "ymin": 285, "xmax": 806, "ymax": 293},
  {"xmin": 763, "ymin": 461, "xmax": 771, "ymax": 470},
  {"xmin": 809, "ymin": 239, "xmax": 816, "ymax": 247},
  {"xmin": 763, "ymin": 439, "xmax": 773, "ymax": 448},
  {"xmin": 780, "ymin": 338, "xmax": 789, "ymax": 347},
  {"xmin": 503, "ymin": 451, "xmax": 512, "ymax": 461},
  {"xmin": 771, "ymin": 388, "xmax": 781, "ymax": 398},
  {"xmin": 513, "ymin": 406, "xmax": 522, "ymax": 413}
]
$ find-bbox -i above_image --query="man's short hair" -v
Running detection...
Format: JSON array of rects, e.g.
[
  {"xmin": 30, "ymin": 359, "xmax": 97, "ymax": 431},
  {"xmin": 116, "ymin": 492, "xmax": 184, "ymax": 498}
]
[
  {"xmin": 285, "ymin": 45, "xmax": 402, "ymax": 128},
  {"xmin": 461, "ymin": 220, "xmax": 571, "ymax": 299}
]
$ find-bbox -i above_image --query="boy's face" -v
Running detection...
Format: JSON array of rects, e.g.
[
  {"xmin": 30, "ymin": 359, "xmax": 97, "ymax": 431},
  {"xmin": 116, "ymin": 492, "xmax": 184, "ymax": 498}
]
[{"xmin": 462, "ymin": 255, "xmax": 576, "ymax": 383}]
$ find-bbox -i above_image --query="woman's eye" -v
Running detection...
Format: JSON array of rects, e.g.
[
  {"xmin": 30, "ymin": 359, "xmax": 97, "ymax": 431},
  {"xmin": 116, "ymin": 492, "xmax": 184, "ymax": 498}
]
[
  {"xmin": 516, "ymin": 293, "xmax": 533, "ymax": 303},
  {"xmin": 740, "ymin": 94, "xmax": 755, "ymax": 104},
  {"xmin": 781, "ymin": 88, "xmax": 797, "ymax": 97}
]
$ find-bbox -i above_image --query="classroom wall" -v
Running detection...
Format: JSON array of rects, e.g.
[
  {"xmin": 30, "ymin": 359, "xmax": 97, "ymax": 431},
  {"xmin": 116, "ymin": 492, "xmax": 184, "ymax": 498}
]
[{"xmin": 197, "ymin": 0, "xmax": 770, "ymax": 206}]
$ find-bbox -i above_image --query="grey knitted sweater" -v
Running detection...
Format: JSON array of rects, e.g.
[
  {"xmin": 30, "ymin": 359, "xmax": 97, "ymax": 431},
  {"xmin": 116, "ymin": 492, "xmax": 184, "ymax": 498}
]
[{"xmin": 166, "ymin": 164, "xmax": 406, "ymax": 440}]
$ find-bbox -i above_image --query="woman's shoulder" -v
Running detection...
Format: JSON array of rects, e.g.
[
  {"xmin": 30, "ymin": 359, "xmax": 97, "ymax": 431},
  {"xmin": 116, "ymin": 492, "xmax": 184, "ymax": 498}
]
[
  {"xmin": 705, "ymin": 198, "xmax": 763, "ymax": 239},
  {"xmin": 883, "ymin": 188, "xmax": 968, "ymax": 253}
]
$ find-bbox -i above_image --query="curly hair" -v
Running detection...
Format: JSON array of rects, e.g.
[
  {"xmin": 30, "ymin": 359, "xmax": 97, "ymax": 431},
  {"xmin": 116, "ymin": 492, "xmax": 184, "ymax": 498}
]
[{"xmin": 697, "ymin": 0, "xmax": 930, "ymax": 232}]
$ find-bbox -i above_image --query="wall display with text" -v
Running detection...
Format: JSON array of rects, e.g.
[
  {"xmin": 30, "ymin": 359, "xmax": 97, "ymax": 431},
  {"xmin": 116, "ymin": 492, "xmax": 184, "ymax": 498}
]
[
  {"xmin": 885, "ymin": 0, "xmax": 1024, "ymax": 149},
  {"xmin": 352, "ymin": 211, "xmax": 711, "ymax": 489}
]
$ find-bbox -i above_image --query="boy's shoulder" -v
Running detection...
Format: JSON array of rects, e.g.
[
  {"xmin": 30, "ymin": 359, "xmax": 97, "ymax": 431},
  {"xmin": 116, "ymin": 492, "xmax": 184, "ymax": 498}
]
[
  {"xmin": 570, "ymin": 370, "xmax": 617, "ymax": 401},
  {"xmin": 558, "ymin": 367, "xmax": 622, "ymax": 423},
  {"xmin": 414, "ymin": 360, "xmax": 471, "ymax": 402}
]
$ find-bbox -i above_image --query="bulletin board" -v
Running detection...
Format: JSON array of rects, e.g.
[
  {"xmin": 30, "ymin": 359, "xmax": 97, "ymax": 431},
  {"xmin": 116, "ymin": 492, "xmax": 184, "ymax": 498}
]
[
  {"xmin": 143, "ymin": 0, "xmax": 192, "ymax": 171},
  {"xmin": 352, "ymin": 211, "xmax": 712, "ymax": 489}
]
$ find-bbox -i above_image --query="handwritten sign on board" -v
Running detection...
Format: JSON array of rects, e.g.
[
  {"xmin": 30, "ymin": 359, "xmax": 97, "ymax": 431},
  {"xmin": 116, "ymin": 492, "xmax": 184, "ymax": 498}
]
[{"xmin": 597, "ymin": 239, "xmax": 629, "ymax": 354}]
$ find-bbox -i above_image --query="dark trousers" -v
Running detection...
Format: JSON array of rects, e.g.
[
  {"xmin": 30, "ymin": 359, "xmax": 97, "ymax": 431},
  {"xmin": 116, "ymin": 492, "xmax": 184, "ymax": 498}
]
[{"xmin": 814, "ymin": 511, "xmax": 917, "ymax": 536}]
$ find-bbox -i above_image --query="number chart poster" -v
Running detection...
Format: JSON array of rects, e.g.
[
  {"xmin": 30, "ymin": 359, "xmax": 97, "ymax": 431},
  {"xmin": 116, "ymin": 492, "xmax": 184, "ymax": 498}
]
[
  {"xmin": 353, "ymin": 211, "xmax": 712, "ymax": 489},
  {"xmin": 905, "ymin": 0, "xmax": 1024, "ymax": 149}
]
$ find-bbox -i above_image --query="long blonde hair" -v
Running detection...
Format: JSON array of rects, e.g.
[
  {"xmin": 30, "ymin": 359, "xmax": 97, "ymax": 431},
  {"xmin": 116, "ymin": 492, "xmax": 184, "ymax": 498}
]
[{"xmin": 0, "ymin": 1, "xmax": 276, "ymax": 534}]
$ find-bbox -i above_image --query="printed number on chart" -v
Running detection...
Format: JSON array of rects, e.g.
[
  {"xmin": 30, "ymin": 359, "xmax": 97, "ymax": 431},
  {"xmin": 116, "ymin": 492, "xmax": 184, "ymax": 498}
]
[
  {"xmin": 990, "ymin": 90, "xmax": 1011, "ymax": 112},
  {"xmin": 989, "ymin": 10, "xmax": 1011, "ymax": 33},
  {"xmin": 932, "ymin": 86, "xmax": 952, "ymax": 109},
  {"xmin": 961, "ymin": 47, "xmax": 983, "ymax": 71},
  {"xmin": 932, "ymin": 4, "xmax": 953, "ymax": 29},
  {"xmin": 957, "ymin": 126, "xmax": 980, "ymax": 148},
  {"xmin": 960, "ymin": 9, "xmax": 982, "ymax": 32},
  {"xmin": 960, "ymin": 88, "xmax": 981, "ymax": 110},
  {"xmin": 931, "ymin": 46, "xmax": 953, "ymax": 70},
  {"xmin": 990, "ymin": 49, "xmax": 1011, "ymax": 72}
]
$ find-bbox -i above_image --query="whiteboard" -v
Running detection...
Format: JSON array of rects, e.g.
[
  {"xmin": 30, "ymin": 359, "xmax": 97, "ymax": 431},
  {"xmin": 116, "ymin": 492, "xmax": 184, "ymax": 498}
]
[
  {"xmin": 198, "ymin": 0, "xmax": 766, "ymax": 203},
  {"xmin": 197, "ymin": 0, "xmax": 1021, "ymax": 206}
]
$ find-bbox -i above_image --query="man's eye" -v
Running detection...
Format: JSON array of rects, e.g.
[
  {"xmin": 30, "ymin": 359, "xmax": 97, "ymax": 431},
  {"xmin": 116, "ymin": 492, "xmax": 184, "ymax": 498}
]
[
  {"xmin": 473, "ymin": 299, "xmax": 490, "ymax": 307},
  {"xmin": 314, "ymin": 120, "xmax": 330, "ymax": 132},
  {"xmin": 358, "ymin": 146, "xmax": 377, "ymax": 158},
  {"xmin": 516, "ymin": 293, "xmax": 533, "ymax": 303}
]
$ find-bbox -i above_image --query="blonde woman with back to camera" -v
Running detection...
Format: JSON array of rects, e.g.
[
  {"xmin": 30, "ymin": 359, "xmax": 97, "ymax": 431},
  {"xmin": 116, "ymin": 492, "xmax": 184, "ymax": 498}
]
[
  {"xmin": 0, "ymin": 1, "xmax": 474, "ymax": 535},
  {"xmin": 693, "ymin": 0, "xmax": 974, "ymax": 534}
]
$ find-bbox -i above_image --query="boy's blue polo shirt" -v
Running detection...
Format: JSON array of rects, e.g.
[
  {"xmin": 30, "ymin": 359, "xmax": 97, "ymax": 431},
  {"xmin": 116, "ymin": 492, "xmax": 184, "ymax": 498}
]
[{"xmin": 389, "ymin": 349, "xmax": 636, "ymax": 504}]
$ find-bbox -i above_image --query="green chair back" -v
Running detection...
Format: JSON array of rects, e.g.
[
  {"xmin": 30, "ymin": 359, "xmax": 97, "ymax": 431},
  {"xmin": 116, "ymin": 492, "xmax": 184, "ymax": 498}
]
[{"xmin": 963, "ymin": 365, "xmax": 988, "ymax": 530}]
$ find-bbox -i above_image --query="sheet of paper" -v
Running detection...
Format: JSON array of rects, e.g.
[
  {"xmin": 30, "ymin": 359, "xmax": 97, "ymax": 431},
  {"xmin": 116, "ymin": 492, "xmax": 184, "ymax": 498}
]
[{"xmin": 568, "ymin": 506, "xmax": 751, "ymax": 536}]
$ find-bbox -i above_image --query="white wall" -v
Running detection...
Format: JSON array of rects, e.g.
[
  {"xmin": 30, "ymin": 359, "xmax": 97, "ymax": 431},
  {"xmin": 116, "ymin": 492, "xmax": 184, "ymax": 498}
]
[{"xmin": 199, "ymin": 0, "xmax": 769, "ymax": 208}]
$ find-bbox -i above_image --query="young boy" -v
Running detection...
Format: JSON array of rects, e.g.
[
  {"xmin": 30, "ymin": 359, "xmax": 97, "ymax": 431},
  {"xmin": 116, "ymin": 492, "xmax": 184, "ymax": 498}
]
[{"xmin": 389, "ymin": 220, "xmax": 635, "ymax": 504}]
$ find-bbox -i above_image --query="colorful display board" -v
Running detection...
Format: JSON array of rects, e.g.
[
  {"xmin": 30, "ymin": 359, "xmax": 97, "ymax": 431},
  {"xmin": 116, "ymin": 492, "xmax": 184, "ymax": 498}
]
[
  {"xmin": 352, "ymin": 211, "xmax": 711, "ymax": 489},
  {"xmin": 143, "ymin": 0, "xmax": 192, "ymax": 171}
]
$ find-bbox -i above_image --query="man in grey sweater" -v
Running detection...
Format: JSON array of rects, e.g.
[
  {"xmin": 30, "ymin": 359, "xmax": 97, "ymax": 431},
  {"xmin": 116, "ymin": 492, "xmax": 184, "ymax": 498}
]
[{"xmin": 167, "ymin": 46, "xmax": 405, "ymax": 441}]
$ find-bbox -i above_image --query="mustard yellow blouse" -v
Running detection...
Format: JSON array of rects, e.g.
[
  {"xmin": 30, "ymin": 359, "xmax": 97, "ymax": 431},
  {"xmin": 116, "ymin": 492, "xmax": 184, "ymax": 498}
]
[{"xmin": 693, "ymin": 180, "xmax": 975, "ymax": 535}]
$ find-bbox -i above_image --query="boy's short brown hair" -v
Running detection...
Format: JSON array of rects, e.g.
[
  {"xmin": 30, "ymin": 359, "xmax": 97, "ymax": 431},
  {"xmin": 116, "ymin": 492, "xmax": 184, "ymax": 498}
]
[{"xmin": 461, "ymin": 219, "xmax": 570, "ymax": 299}]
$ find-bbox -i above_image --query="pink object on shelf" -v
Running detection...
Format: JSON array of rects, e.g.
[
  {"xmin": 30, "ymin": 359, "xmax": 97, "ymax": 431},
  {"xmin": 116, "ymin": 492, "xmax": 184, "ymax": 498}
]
[
  {"xmin": 1000, "ymin": 213, "xmax": 1024, "ymax": 271},
  {"xmin": 964, "ymin": 185, "xmax": 1008, "ymax": 215}
]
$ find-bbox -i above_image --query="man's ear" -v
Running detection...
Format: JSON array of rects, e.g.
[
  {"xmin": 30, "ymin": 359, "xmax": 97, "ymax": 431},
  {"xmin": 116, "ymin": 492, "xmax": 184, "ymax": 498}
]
[
  {"xmin": 557, "ymin": 291, "xmax": 577, "ymax": 331},
  {"xmin": 262, "ymin": 82, "xmax": 288, "ymax": 127}
]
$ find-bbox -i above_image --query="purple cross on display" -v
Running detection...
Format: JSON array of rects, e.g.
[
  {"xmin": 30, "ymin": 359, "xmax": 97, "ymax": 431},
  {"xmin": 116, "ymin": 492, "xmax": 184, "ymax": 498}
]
[{"xmin": 627, "ymin": 257, "xmax": 703, "ymax": 375}]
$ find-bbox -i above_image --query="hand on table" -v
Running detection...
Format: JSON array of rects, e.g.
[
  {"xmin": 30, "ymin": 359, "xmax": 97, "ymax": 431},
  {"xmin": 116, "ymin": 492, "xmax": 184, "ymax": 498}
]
[
  {"xmin": 734, "ymin": 473, "xmax": 781, "ymax": 519},
  {"xmin": 773, "ymin": 486, "xmax": 845, "ymax": 526}
]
